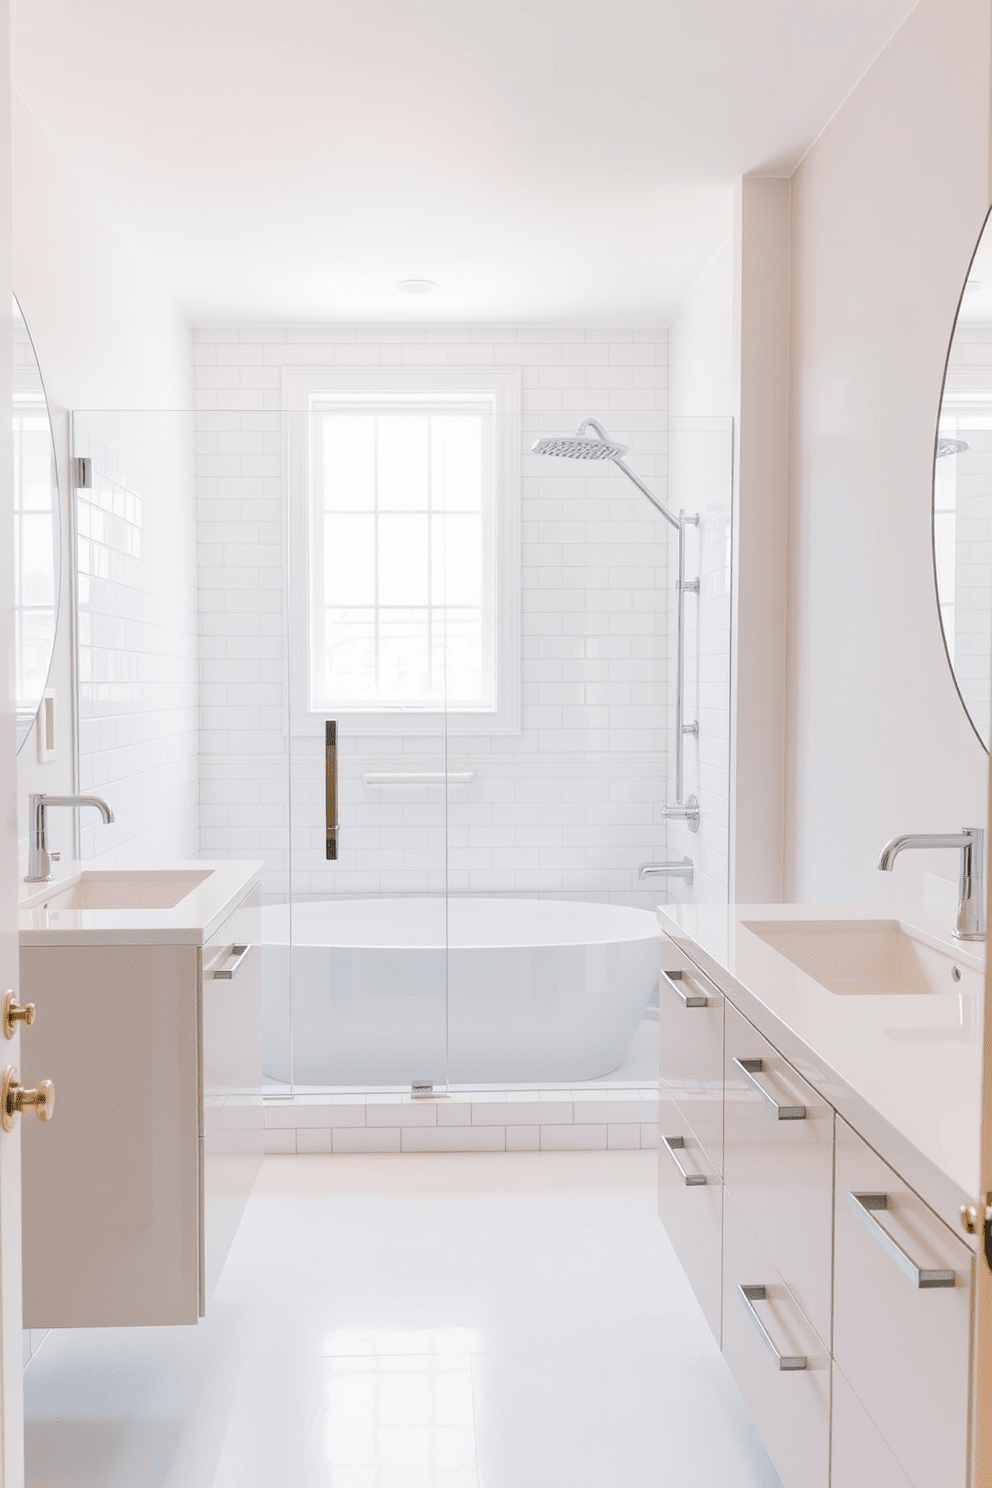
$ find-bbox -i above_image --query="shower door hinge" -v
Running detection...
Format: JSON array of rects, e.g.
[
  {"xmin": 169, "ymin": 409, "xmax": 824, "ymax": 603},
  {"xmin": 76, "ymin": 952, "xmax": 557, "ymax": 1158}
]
[
  {"xmin": 678, "ymin": 577, "xmax": 700, "ymax": 593},
  {"xmin": 72, "ymin": 456, "xmax": 92, "ymax": 489}
]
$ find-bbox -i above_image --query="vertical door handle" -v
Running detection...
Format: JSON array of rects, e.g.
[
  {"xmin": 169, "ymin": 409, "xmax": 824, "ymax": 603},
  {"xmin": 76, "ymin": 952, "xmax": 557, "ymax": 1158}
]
[{"xmin": 325, "ymin": 719, "xmax": 338, "ymax": 861}]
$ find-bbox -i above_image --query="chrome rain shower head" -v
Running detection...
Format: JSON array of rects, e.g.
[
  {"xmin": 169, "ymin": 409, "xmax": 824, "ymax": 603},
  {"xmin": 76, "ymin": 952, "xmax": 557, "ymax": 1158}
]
[
  {"xmin": 532, "ymin": 433, "xmax": 629, "ymax": 460},
  {"xmin": 937, "ymin": 437, "xmax": 969, "ymax": 458},
  {"xmin": 531, "ymin": 418, "xmax": 629, "ymax": 462}
]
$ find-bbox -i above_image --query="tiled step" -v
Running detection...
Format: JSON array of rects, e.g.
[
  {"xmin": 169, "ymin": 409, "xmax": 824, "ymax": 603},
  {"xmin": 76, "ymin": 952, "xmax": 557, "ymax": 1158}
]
[{"xmin": 263, "ymin": 1087, "xmax": 660, "ymax": 1154}]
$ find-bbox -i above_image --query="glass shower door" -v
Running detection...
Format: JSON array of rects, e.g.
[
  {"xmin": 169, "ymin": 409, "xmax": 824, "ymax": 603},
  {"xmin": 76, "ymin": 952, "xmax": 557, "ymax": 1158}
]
[{"xmin": 283, "ymin": 405, "xmax": 452, "ymax": 1095}]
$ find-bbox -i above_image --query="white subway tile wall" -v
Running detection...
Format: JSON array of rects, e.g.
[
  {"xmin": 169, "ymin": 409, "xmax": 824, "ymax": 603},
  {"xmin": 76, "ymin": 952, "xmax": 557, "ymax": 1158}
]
[
  {"xmin": 193, "ymin": 328, "xmax": 679, "ymax": 908},
  {"xmin": 74, "ymin": 416, "xmax": 199, "ymax": 864}
]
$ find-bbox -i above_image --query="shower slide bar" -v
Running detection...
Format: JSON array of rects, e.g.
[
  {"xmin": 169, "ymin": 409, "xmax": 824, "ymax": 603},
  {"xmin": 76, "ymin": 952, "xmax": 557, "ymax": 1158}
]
[{"xmin": 531, "ymin": 419, "xmax": 700, "ymax": 813}]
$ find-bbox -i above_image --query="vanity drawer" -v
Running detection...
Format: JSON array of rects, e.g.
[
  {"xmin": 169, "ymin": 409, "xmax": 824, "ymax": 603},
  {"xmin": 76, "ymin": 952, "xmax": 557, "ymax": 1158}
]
[
  {"xmin": 722, "ymin": 1192, "xmax": 829, "ymax": 1488},
  {"xmin": 723, "ymin": 1004, "xmax": 834, "ymax": 1346},
  {"xmin": 833, "ymin": 1118, "xmax": 973, "ymax": 1488},
  {"xmin": 658, "ymin": 957, "xmax": 724, "ymax": 1172},
  {"xmin": 657, "ymin": 1090, "xmax": 722, "ymax": 1343}
]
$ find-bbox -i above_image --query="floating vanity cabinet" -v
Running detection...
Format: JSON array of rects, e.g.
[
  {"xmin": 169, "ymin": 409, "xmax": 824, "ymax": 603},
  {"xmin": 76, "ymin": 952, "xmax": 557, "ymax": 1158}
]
[
  {"xmin": 656, "ymin": 960, "xmax": 724, "ymax": 1342},
  {"xmin": 832, "ymin": 1118, "xmax": 973, "ymax": 1488},
  {"xmin": 19, "ymin": 878, "xmax": 262, "ymax": 1328},
  {"xmin": 655, "ymin": 912, "xmax": 980, "ymax": 1488},
  {"xmin": 723, "ymin": 1005, "xmax": 834, "ymax": 1346}
]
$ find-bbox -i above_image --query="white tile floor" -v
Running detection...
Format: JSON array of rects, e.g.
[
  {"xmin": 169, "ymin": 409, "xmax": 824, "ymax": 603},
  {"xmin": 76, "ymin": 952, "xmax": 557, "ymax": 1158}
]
[{"xmin": 24, "ymin": 1152, "xmax": 781, "ymax": 1488}]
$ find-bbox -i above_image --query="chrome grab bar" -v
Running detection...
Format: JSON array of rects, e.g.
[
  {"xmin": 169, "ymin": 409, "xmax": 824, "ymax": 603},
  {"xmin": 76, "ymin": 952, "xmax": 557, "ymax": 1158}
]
[
  {"xmin": 659, "ymin": 969, "xmax": 708, "ymax": 1008},
  {"xmin": 733, "ymin": 1057, "xmax": 807, "ymax": 1121},
  {"xmin": 213, "ymin": 945, "xmax": 252, "ymax": 981},
  {"xmin": 662, "ymin": 1135, "xmax": 707, "ymax": 1186},
  {"xmin": 849, "ymin": 1193, "xmax": 956, "ymax": 1288},
  {"xmin": 325, "ymin": 719, "xmax": 338, "ymax": 861},
  {"xmin": 737, "ymin": 1285, "xmax": 808, "ymax": 1371}
]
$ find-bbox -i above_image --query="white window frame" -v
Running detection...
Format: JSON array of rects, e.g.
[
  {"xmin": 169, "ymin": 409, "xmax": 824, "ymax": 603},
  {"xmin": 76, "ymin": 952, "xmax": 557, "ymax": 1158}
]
[{"xmin": 284, "ymin": 365, "xmax": 521, "ymax": 736}]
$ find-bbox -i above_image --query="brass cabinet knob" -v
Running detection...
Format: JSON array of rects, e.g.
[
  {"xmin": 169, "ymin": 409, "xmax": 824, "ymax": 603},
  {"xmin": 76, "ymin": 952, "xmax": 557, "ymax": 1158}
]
[
  {"xmin": 1, "ymin": 1068, "xmax": 55, "ymax": 1131},
  {"xmin": 2, "ymin": 992, "xmax": 35, "ymax": 1039}
]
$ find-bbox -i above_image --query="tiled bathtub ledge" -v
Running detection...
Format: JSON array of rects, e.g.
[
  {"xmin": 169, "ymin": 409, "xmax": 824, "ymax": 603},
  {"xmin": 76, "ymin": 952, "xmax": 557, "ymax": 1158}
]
[{"xmin": 262, "ymin": 1088, "xmax": 661, "ymax": 1154}]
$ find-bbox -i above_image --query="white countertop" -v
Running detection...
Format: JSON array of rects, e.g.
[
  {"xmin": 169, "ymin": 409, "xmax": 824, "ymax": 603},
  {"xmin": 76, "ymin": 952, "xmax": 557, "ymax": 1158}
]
[
  {"xmin": 658, "ymin": 900, "xmax": 984, "ymax": 1240},
  {"xmin": 19, "ymin": 860, "xmax": 263, "ymax": 947}
]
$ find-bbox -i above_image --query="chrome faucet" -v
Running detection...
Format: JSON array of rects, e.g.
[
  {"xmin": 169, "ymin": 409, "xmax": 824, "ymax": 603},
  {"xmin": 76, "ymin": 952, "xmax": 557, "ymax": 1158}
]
[
  {"xmin": 26, "ymin": 793, "xmax": 114, "ymax": 883},
  {"xmin": 877, "ymin": 827, "xmax": 985, "ymax": 941}
]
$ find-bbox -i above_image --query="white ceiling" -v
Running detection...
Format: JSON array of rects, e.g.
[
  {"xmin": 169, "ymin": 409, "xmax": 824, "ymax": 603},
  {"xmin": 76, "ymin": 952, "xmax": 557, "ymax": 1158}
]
[{"xmin": 11, "ymin": 0, "xmax": 922, "ymax": 326}]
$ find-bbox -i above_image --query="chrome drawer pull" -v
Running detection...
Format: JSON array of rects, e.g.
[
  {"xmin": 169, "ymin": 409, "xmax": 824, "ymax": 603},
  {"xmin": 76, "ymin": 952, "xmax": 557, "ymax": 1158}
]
[
  {"xmin": 733, "ymin": 1057, "xmax": 806, "ymax": 1120},
  {"xmin": 737, "ymin": 1284, "xmax": 808, "ymax": 1371},
  {"xmin": 849, "ymin": 1192, "xmax": 956, "ymax": 1289},
  {"xmin": 662, "ymin": 1135, "xmax": 708, "ymax": 1186},
  {"xmin": 660, "ymin": 969, "xmax": 708, "ymax": 1008},
  {"xmin": 213, "ymin": 945, "xmax": 252, "ymax": 980}
]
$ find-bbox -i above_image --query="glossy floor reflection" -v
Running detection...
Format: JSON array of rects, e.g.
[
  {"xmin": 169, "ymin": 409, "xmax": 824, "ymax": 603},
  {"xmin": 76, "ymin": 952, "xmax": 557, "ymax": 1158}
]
[{"xmin": 25, "ymin": 1152, "xmax": 781, "ymax": 1488}]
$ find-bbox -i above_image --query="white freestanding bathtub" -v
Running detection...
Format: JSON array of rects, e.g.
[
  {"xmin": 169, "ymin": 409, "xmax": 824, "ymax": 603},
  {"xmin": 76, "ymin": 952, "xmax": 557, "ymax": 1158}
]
[{"xmin": 262, "ymin": 897, "xmax": 660, "ymax": 1085}]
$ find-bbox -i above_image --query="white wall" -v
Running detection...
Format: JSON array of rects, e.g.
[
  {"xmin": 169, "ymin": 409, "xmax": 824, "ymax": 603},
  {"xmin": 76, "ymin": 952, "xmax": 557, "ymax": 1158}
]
[
  {"xmin": 666, "ymin": 242, "xmax": 735, "ymax": 904},
  {"xmin": 785, "ymin": 0, "xmax": 992, "ymax": 904},
  {"xmin": 194, "ymin": 327, "xmax": 672, "ymax": 906},
  {"xmin": 11, "ymin": 94, "xmax": 197, "ymax": 868}
]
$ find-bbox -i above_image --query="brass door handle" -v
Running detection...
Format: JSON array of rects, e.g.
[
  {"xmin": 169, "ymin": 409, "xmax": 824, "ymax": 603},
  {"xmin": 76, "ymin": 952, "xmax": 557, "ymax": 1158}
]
[
  {"xmin": 1, "ymin": 1068, "xmax": 55, "ymax": 1131},
  {"xmin": 2, "ymin": 991, "xmax": 35, "ymax": 1039}
]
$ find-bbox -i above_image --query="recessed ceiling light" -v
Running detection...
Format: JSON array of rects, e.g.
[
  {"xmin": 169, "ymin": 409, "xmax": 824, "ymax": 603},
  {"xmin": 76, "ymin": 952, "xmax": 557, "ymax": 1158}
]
[
  {"xmin": 396, "ymin": 279, "xmax": 437, "ymax": 295},
  {"xmin": 965, "ymin": 279, "xmax": 986, "ymax": 294}
]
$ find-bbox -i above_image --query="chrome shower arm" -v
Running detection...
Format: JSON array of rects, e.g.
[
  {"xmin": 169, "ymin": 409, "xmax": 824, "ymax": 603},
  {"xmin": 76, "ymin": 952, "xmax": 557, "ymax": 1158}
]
[
  {"xmin": 612, "ymin": 457, "xmax": 683, "ymax": 531},
  {"xmin": 577, "ymin": 417, "xmax": 613, "ymax": 443}
]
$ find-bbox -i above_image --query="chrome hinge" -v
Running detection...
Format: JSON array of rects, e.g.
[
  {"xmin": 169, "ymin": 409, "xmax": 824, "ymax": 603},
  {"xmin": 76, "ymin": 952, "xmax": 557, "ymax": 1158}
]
[{"xmin": 72, "ymin": 456, "xmax": 92, "ymax": 489}]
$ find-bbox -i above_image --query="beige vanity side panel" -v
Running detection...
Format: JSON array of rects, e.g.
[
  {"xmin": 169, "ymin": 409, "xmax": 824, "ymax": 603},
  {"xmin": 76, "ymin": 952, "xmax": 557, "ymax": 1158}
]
[
  {"xmin": 831, "ymin": 1361, "xmax": 912, "ymax": 1488},
  {"xmin": 723, "ymin": 1002, "xmax": 834, "ymax": 1346},
  {"xmin": 834, "ymin": 1117, "xmax": 973, "ymax": 1488},
  {"xmin": 722, "ymin": 1192, "xmax": 830, "ymax": 1488},
  {"xmin": 657, "ymin": 1090, "xmax": 723, "ymax": 1343},
  {"xmin": 201, "ymin": 886, "xmax": 262, "ymax": 1312},
  {"xmin": 20, "ymin": 942, "xmax": 201, "ymax": 1327},
  {"xmin": 658, "ymin": 952, "xmax": 725, "ymax": 1173}
]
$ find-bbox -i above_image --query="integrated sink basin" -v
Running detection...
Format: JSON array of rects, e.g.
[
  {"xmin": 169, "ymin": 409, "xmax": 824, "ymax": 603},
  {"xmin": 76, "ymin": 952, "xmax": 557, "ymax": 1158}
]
[
  {"xmin": 26, "ymin": 869, "xmax": 212, "ymax": 913},
  {"xmin": 742, "ymin": 918, "xmax": 983, "ymax": 997}
]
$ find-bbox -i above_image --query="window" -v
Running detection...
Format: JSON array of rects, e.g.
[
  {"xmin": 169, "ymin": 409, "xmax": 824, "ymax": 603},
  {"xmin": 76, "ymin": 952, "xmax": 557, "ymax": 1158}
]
[{"xmin": 286, "ymin": 367, "xmax": 520, "ymax": 734}]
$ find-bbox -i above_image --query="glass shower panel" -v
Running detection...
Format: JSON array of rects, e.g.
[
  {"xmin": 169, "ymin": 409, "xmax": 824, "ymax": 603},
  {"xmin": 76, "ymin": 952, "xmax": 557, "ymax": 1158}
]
[
  {"xmin": 71, "ymin": 408, "xmax": 295, "ymax": 1093},
  {"xmin": 284, "ymin": 408, "xmax": 450, "ymax": 1094},
  {"xmin": 443, "ymin": 412, "xmax": 734, "ymax": 1093}
]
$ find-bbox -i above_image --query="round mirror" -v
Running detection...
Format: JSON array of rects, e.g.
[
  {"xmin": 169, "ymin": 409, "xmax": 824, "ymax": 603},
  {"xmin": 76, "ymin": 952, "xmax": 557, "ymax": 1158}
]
[{"xmin": 12, "ymin": 293, "xmax": 60, "ymax": 755}]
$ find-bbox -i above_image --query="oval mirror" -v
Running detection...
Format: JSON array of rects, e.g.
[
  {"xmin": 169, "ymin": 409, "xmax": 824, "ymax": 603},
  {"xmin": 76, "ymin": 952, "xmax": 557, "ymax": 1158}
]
[{"xmin": 12, "ymin": 293, "xmax": 60, "ymax": 755}]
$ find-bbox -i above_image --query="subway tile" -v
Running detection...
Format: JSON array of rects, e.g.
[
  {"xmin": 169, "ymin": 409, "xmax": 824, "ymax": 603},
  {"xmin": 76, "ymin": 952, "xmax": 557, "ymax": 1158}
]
[
  {"xmin": 401, "ymin": 1125, "xmax": 506, "ymax": 1153},
  {"xmin": 332, "ymin": 1127, "xmax": 402, "ymax": 1154},
  {"xmin": 539, "ymin": 1124, "xmax": 608, "ymax": 1151},
  {"xmin": 296, "ymin": 1129, "xmax": 335, "ymax": 1154},
  {"xmin": 365, "ymin": 1100, "xmax": 438, "ymax": 1127},
  {"xmin": 262, "ymin": 1128, "xmax": 297, "ymax": 1155},
  {"xmin": 607, "ymin": 1123, "xmax": 642, "ymax": 1149}
]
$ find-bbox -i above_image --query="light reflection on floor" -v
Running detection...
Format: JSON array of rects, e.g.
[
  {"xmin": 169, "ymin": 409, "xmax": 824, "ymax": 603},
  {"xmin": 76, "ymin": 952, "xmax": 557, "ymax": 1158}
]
[{"xmin": 24, "ymin": 1152, "xmax": 781, "ymax": 1488}]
